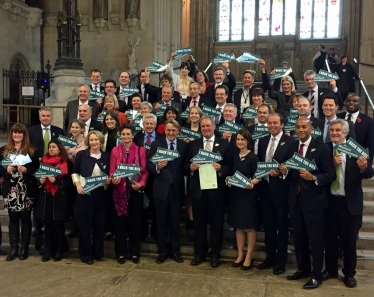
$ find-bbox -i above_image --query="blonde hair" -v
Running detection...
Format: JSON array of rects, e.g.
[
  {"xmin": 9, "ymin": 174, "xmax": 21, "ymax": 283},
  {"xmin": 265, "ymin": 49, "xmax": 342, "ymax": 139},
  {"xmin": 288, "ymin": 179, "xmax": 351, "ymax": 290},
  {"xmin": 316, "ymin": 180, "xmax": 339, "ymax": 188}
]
[
  {"xmin": 104, "ymin": 94, "xmax": 119, "ymax": 110},
  {"xmin": 84, "ymin": 130, "xmax": 105, "ymax": 148},
  {"xmin": 280, "ymin": 76, "xmax": 296, "ymax": 92}
]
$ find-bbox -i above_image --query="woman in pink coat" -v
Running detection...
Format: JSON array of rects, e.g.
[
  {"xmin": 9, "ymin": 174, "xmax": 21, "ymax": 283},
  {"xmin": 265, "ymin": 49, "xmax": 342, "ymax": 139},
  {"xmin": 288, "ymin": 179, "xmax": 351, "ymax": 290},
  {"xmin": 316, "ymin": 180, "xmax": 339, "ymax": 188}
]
[{"xmin": 109, "ymin": 123, "xmax": 148, "ymax": 264}]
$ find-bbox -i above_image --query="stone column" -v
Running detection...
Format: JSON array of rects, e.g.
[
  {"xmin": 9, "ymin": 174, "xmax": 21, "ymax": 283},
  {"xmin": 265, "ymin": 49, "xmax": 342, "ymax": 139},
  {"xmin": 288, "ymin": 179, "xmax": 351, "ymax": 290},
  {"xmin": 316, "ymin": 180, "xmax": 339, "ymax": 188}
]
[{"xmin": 360, "ymin": 0, "xmax": 374, "ymax": 86}]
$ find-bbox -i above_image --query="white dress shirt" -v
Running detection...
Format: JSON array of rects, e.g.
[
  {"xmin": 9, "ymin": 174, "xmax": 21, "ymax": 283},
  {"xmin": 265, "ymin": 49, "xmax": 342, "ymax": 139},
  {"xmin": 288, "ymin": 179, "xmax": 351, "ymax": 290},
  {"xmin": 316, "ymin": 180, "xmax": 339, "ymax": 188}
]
[{"xmin": 331, "ymin": 141, "xmax": 346, "ymax": 196}]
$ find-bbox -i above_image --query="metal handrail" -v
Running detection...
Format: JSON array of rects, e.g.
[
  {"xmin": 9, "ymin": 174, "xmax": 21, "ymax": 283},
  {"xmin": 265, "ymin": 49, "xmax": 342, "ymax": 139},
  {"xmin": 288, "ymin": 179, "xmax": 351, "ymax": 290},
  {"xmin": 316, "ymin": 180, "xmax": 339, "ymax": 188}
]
[{"xmin": 0, "ymin": 104, "xmax": 66, "ymax": 134}]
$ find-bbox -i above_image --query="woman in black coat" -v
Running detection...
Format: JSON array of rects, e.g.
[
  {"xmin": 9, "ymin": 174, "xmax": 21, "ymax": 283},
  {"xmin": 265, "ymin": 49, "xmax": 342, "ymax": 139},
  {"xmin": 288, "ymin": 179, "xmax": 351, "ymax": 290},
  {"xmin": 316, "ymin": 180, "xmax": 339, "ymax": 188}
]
[
  {"xmin": 34, "ymin": 140, "xmax": 72, "ymax": 262},
  {"xmin": 269, "ymin": 76, "xmax": 296, "ymax": 119}
]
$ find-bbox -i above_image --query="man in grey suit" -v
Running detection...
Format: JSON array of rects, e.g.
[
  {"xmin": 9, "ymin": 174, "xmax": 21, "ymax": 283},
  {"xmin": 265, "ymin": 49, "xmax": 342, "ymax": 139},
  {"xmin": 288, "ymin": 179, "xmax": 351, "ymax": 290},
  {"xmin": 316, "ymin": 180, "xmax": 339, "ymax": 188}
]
[
  {"xmin": 64, "ymin": 84, "xmax": 100, "ymax": 134},
  {"xmin": 152, "ymin": 86, "xmax": 181, "ymax": 113}
]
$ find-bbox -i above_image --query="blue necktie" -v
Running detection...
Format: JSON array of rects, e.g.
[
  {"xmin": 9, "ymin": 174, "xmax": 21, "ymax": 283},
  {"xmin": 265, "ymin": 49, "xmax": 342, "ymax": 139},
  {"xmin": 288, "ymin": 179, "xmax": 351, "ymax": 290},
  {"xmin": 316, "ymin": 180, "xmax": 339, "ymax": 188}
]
[{"xmin": 170, "ymin": 142, "xmax": 175, "ymax": 150}]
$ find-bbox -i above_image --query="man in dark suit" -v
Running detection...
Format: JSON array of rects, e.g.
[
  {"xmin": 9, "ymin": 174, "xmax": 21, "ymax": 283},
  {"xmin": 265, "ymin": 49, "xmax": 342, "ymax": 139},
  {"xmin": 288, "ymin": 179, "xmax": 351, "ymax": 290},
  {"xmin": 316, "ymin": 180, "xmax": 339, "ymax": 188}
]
[
  {"xmin": 337, "ymin": 93, "xmax": 374, "ymax": 164},
  {"xmin": 279, "ymin": 117, "xmax": 336, "ymax": 289},
  {"xmin": 146, "ymin": 119, "xmax": 189, "ymax": 264},
  {"xmin": 321, "ymin": 93, "xmax": 356, "ymax": 142},
  {"xmin": 137, "ymin": 68, "xmax": 156, "ymax": 104},
  {"xmin": 205, "ymin": 62, "xmax": 236, "ymax": 105},
  {"xmin": 78, "ymin": 104, "xmax": 102, "ymax": 136},
  {"xmin": 64, "ymin": 84, "xmax": 100, "ymax": 133},
  {"xmin": 323, "ymin": 119, "xmax": 374, "ymax": 288},
  {"xmin": 145, "ymin": 73, "xmax": 182, "ymax": 104},
  {"xmin": 134, "ymin": 113, "xmax": 165, "ymax": 240},
  {"xmin": 89, "ymin": 69, "xmax": 105, "ymax": 108},
  {"xmin": 188, "ymin": 116, "xmax": 231, "ymax": 268},
  {"xmin": 219, "ymin": 103, "xmax": 240, "ymax": 152},
  {"xmin": 28, "ymin": 107, "xmax": 65, "ymax": 159},
  {"xmin": 302, "ymin": 70, "xmax": 343, "ymax": 119},
  {"xmin": 182, "ymin": 81, "xmax": 212, "ymax": 111},
  {"xmin": 117, "ymin": 71, "xmax": 133, "ymax": 112},
  {"xmin": 233, "ymin": 61, "xmax": 270, "ymax": 115},
  {"xmin": 257, "ymin": 113, "xmax": 297, "ymax": 275},
  {"xmin": 153, "ymin": 86, "xmax": 181, "ymax": 112},
  {"xmin": 247, "ymin": 104, "xmax": 271, "ymax": 154},
  {"xmin": 102, "ymin": 79, "xmax": 128, "ymax": 113}
]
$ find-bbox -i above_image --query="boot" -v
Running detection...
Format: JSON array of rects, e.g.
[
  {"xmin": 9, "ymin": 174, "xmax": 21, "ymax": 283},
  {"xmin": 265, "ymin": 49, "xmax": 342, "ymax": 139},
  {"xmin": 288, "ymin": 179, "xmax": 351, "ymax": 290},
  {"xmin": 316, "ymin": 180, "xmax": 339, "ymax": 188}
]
[
  {"xmin": 6, "ymin": 246, "xmax": 18, "ymax": 261},
  {"xmin": 19, "ymin": 246, "xmax": 29, "ymax": 260}
]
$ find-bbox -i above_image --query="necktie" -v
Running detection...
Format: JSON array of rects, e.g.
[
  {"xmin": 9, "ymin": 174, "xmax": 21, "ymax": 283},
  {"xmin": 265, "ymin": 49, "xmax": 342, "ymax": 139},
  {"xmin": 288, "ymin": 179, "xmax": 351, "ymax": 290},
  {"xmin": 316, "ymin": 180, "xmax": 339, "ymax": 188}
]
[
  {"xmin": 205, "ymin": 139, "xmax": 212, "ymax": 151},
  {"xmin": 193, "ymin": 100, "xmax": 197, "ymax": 106},
  {"xmin": 146, "ymin": 134, "xmax": 152, "ymax": 145},
  {"xmin": 332, "ymin": 149, "xmax": 340, "ymax": 191},
  {"xmin": 142, "ymin": 85, "xmax": 145, "ymax": 100},
  {"xmin": 215, "ymin": 108, "xmax": 222, "ymax": 125},
  {"xmin": 169, "ymin": 142, "xmax": 175, "ymax": 151},
  {"xmin": 297, "ymin": 143, "xmax": 305, "ymax": 195},
  {"xmin": 310, "ymin": 90, "xmax": 315, "ymax": 115},
  {"xmin": 347, "ymin": 113, "xmax": 352, "ymax": 122},
  {"xmin": 43, "ymin": 127, "xmax": 50, "ymax": 155},
  {"xmin": 84, "ymin": 124, "xmax": 89, "ymax": 137},
  {"xmin": 266, "ymin": 137, "xmax": 276, "ymax": 162},
  {"xmin": 94, "ymin": 85, "xmax": 98, "ymax": 91},
  {"xmin": 325, "ymin": 121, "xmax": 331, "ymax": 143}
]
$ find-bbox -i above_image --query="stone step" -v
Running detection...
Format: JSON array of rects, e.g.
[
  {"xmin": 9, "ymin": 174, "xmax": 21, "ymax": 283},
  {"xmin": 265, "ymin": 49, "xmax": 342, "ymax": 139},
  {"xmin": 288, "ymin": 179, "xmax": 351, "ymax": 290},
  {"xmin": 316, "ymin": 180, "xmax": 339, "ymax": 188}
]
[
  {"xmin": 357, "ymin": 232, "xmax": 374, "ymax": 250},
  {"xmin": 362, "ymin": 215, "xmax": 374, "ymax": 232},
  {"xmin": 364, "ymin": 201, "xmax": 374, "ymax": 216}
]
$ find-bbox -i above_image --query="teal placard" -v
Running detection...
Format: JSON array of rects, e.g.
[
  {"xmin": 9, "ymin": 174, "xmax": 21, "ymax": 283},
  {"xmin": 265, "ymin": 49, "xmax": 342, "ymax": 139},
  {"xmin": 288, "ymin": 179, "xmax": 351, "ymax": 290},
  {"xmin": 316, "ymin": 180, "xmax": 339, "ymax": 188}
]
[
  {"xmin": 155, "ymin": 105, "xmax": 168, "ymax": 118},
  {"xmin": 180, "ymin": 107, "xmax": 190, "ymax": 119},
  {"xmin": 227, "ymin": 170, "xmax": 252, "ymax": 189},
  {"xmin": 33, "ymin": 164, "xmax": 62, "ymax": 179},
  {"xmin": 202, "ymin": 105, "xmax": 222, "ymax": 117},
  {"xmin": 148, "ymin": 61, "xmax": 165, "ymax": 72},
  {"xmin": 119, "ymin": 87, "xmax": 140, "ymax": 98},
  {"xmin": 0, "ymin": 152, "xmax": 19, "ymax": 168},
  {"xmin": 89, "ymin": 90, "xmax": 105, "ymax": 100},
  {"xmin": 173, "ymin": 47, "xmax": 193, "ymax": 61},
  {"xmin": 254, "ymin": 160, "xmax": 280, "ymax": 179},
  {"xmin": 82, "ymin": 173, "xmax": 109, "ymax": 194},
  {"xmin": 284, "ymin": 117, "xmax": 297, "ymax": 131},
  {"xmin": 241, "ymin": 107, "xmax": 258, "ymax": 120},
  {"xmin": 111, "ymin": 164, "xmax": 142, "ymax": 179},
  {"xmin": 58, "ymin": 135, "xmax": 78, "ymax": 148},
  {"xmin": 217, "ymin": 120, "xmax": 242, "ymax": 134},
  {"xmin": 190, "ymin": 149, "xmax": 223, "ymax": 164},
  {"xmin": 252, "ymin": 125, "xmax": 270, "ymax": 140},
  {"xmin": 313, "ymin": 69, "xmax": 340, "ymax": 82},
  {"xmin": 235, "ymin": 51, "xmax": 260, "ymax": 64},
  {"xmin": 284, "ymin": 152, "xmax": 318, "ymax": 171},
  {"xmin": 149, "ymin": 147, "xmax": 180, "ymax": 164},
  {"xmin": 335, "ymin": 138, "xmax": 369, "ymax": 159},
  {"xmin": 177, "ymin": 127, "xmax": 201, "ymax": 140}
]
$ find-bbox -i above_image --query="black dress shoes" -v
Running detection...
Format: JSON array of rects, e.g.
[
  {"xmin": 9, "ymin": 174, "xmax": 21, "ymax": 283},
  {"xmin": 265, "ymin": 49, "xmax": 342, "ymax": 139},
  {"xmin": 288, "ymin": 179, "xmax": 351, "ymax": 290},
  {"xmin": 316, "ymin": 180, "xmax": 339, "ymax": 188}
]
[
  {"xmin": 19, "ymin": 247, "xmax": 29, "ymax": 260},
  {"xmin": 273, "ymin": 264, "xmax": 286, "ymax": 275},
  {"xmin": 210, "ymin": 257, "xmax": 221, "ymax": 268},
  {"xmin": 42, "ymin": 256, "xmax": 50, "ymax": 262},
  {"xmin": 170, "ymin": 253, "xmax": 184, "ymax": 263},
  {"xmin": 343, "ymin": 276, "xmax": 357, "ymax": 288},
  {"xmin": 322, "ymin": 270, "xmax": 339, "ymax": 281},
  {"xmin": 232, "ymin": 259, "xmax": 244, "ymax": 268},
  {"xmin": 0, "ymin": 248, "xmax": 7, "ymax": 256},
  {"xmin": 257, "ymin": 257, "xmax": 276, "ymax": 270},
  {"xmin": 131, "ymin": 256, "xmax": 140, "ymax": 264},
  {"xmin": 94, "ymin": 257, "xmax": 104, "ymax": 261},
  {"xmin": 303, "ymin": 278, "xmax": 322, "ymax": 289},
  {"xmin": 156, "ymin": 254, "xmax": 168, "ymax": 264},
  {"xmin": 241, "ymin": 258, "xmax": 254, "ymax": 270},
  {"xmin": 191, "ymin": 256, "xmax": 206, "ymax": 266},
  {"xmin": 287, "ymin": 270, "xmax": 310, "ymax": 280},
  {"xmin": 118, "ymin": 256, "xmax": 126, "ymax": 264},
  {"xmin": 6, "ymin": 247, "xmax": 18, "ymax": 261},
  {"xmin": 83, "ymin": 260, "xmax": 93, "ymax": 265}
]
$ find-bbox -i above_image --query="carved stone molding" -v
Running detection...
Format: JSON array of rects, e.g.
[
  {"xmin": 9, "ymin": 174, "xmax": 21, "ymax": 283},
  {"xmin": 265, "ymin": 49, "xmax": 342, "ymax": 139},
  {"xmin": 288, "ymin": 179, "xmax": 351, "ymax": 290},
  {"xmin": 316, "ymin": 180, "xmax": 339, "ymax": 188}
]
[
  {"xmin": 127, "ymin": 17, "xmax": 137, "ymax": 33},
  {"xmin": 94, "ymin": 18, "xmax": 106, "ymax": 34},
  {"xmin": 45, "ymin": 14, "xmax": 57, "ymax": 27},
  {"xmin": 0, "ymin": 0, "xmax": 32, "ymax": 19},
  {"xmin": 27, "ymin": 7, "xmax": 42, "ymax": 27}
]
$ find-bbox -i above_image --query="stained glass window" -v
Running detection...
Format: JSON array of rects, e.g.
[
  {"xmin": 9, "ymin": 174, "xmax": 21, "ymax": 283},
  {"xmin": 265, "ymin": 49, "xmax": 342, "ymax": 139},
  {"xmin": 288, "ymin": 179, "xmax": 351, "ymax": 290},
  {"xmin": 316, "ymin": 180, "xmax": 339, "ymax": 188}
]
[{"xmin": 217, "ymin": 0, "xmax": 341, "ymax": 41}]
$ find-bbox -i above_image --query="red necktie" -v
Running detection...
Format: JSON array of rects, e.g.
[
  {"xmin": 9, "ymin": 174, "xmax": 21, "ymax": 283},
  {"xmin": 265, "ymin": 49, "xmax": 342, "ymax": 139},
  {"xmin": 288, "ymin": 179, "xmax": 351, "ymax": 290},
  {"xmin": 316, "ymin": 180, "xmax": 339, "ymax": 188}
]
[
  {"xmin": 297, "ymin": 143, "xmax": 305, "ymax": 195},
  {"xmin": 146, "ymin": 134, "xmax": 152, "ymax": 145}
]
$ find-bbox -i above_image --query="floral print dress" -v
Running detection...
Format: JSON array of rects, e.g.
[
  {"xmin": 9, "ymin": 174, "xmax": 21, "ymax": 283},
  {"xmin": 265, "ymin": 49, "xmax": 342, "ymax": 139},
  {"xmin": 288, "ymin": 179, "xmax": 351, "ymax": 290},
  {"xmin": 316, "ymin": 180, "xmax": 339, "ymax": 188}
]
[{"xmin": 4, "ymin": 171, "xmax": 32, "ymax": 212}]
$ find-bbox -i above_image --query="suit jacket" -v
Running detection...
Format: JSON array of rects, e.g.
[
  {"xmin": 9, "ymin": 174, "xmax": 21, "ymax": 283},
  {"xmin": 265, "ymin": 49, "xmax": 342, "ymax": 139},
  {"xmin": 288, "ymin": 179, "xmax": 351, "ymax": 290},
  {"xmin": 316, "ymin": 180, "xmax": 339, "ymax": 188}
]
[
  {"xmin": 205, "ymin": 72, "xmax": 237, "ymax": 105},
  {"xmin": 134, "ymin": 131, "xmax": 165, "ymax": 155},
  {"xmin": 89, "ymin": 119, "xmax": 103, "ymax": 132},
  {"xmin": 73, "ymin": 149, "xmax": 109, "ymax": 178},
  {"xmin": 115, "ymin": 87, "xmax": 132, "ymax": 112},
  {"xmin": 286, "ymin": 138, "xmax": 336, "ymax": 211},
  {"xmin": 337, "ymin": 111, "xmax": 374, "ymax": 164},
  {"xmin": 153, "ymin": 100, "xmax": 181, "ymax": 113},
  {"xmin": 28, "ymin": 125, "xmax": 65, "ymax": 159},
  {"xmin": 258, "ymin": 133, "xmax": 297, "ymax": 199},
  {"xmin": 272, "ymin": 72, "xmax": 298, "ymax": 92},
  {"xmin": 188, "ymin": 136, "xmax": 231, "ymax": 200},
  {"xmin": 233, "ymin": 72, "xmax": 270, "ymax": 113},
  {"xmin": 182, "ymin": 96, "xmax": 212, "ymax": 111},
  {"xmin": 64, "ymin": 99, "xmax": 100, "ymax": 133},
  {"xmin": 303, "ymin": 86, "xmax": 343, "ymax": 120},
  {"xmin": 146, "ymin": 138, "xmax": 189, "ymax": 201},
  {"xmin": 136, "ymin": 84, "xmax": 157, "ymax": 104},
  {"xmin": 268, "ymin": 88, "xmax": 296, "ymax": 119},
  {"xmin": 144, "ymin": 83, "xmax": 182, "ymax": 104},
  {"xmin": 327, "ymin": 142, "xmax": 374, "ymax": 216}
]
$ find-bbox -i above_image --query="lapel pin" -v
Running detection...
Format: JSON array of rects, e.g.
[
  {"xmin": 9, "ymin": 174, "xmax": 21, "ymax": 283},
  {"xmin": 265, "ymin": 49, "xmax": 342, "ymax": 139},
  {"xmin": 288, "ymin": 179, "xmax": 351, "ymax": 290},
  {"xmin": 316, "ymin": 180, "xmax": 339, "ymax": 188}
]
[
  {"xmin": 311, "ymin": 148, "xmax": 316, "ymax": 152},
  {"xmin": 280, "ymin": 142, "xmax": 285, "ymax": 146}
]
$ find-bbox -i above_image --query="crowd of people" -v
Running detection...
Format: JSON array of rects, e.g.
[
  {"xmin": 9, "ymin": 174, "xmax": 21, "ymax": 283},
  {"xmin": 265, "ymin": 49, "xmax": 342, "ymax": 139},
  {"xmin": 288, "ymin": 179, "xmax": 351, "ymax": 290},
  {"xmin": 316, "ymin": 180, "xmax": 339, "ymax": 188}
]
[{"xmin": 0, "ymin": 54, "xmax": 372, "ymax": 291}]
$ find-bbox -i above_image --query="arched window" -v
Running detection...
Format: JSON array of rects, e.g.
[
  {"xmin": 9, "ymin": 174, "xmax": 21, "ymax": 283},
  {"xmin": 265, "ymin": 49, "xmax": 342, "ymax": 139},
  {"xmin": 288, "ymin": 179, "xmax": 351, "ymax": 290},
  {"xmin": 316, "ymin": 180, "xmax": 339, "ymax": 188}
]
[{"xmin": 218, "ymin": 0, "xmax": 342, "ymax": 41}]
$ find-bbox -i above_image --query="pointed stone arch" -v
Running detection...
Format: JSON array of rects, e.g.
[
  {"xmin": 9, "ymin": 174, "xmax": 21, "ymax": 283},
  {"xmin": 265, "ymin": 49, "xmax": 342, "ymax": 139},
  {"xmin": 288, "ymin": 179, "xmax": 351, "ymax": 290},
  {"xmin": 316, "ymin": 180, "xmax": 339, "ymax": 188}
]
[{"xmin": 7, "ymin": 52, "xmax": 31, "ymax": 72}]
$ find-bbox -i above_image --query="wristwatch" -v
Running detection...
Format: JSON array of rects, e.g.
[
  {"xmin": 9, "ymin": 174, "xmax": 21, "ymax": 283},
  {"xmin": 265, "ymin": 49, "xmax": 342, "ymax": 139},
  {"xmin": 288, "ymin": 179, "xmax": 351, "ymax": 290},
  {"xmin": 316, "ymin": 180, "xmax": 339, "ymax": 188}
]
[{"xmin": 312, "ymin": 175, "xmax": 317, "ymax": 181}]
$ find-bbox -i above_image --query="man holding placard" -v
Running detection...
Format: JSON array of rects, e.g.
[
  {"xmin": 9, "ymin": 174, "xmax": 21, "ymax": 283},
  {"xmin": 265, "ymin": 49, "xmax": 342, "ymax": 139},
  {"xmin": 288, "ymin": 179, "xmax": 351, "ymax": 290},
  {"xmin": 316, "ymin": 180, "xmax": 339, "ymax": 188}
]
[
  {"xmin": 89, "ymin": 69, "xmax": 105, "ymax": 107},
  {"xmin": 205, "ymin": 62, "xmax": 236, "ymax": 105},
  {"xmin": 247, "ymin": 104, "xmax": 271, "ymax": 155},
  {"xmin": 337, "ymin": 93, "xmax": 374, "ymax": 164},
  {"xmin": 153, "ymin": 86, "xmax": 181, "ymax": 113},
  {"xmin": 28, "ymin": 107, "xmax": 64, "ymax": 159},
  {"xmin": 257, "ymin": 113, "xmax": 296, "ymax": 275},
  {"xmin": 182, "ymin": 82, "xmax": 212, "ymax": 111},
  {"xmin": 279, "ymin": 117, "xmax": 336, "ymax": 289},
  {"xmin": 188, "ymin": 116, "xmax": 230, "ymax": 268},
  {"xmin": 323, "ymin": 119, "xmax": 373, "ymax": 288},
  {"xmin": 146, "ymin": 120, "xmax": 189, "ymax": 264}
]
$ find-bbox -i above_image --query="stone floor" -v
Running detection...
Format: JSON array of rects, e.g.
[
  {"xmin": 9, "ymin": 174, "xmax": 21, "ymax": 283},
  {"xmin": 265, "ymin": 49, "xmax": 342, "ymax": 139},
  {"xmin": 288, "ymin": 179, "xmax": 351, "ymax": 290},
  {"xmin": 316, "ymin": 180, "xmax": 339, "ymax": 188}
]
[{"xmin": 0, "ymin": 249, "xmax": 372, "ymax": 297}]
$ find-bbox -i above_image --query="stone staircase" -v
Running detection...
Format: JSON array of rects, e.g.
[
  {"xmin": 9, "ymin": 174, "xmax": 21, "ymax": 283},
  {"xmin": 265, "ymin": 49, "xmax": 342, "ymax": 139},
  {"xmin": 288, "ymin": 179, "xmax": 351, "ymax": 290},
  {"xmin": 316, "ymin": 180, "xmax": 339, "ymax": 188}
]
[{"xmin": 1, "ymin": 179, "xmax": 374, "ymax": 270}]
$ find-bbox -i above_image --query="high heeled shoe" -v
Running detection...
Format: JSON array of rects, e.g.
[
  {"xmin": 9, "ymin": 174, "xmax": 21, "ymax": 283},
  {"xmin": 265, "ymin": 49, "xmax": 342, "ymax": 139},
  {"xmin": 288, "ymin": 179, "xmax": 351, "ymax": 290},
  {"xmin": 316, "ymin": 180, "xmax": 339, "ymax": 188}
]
[
  {"xmin": 232, "ymin": 259, "xmax": 245, "ymax": 267},
  {"xmin": 241, "ymin": 258, "xmax": 255, "ymax": 270}
]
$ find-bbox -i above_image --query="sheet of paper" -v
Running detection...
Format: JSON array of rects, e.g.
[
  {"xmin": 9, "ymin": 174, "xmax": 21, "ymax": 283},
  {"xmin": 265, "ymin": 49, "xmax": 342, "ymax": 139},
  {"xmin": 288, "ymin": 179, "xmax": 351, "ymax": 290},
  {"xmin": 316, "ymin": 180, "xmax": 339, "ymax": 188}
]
[{"xmin": 199, "ymin": 164, "xmax": 218, "ymax": 190}]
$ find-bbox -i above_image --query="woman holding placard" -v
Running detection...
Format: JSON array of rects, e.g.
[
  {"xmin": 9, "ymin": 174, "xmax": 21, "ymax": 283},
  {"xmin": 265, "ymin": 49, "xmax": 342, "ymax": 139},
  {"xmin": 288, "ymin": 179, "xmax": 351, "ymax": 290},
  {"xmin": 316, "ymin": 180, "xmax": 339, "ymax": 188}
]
[
  {"xmin": 125, "ymin": 93, "xmax": 143, "ymax": 125},
  {"xmin": 167, "ymin": 52, "xmax": 194, "ymax": 99},
  {"xmin": 98, "ymin": 94, "xmax": 127, "ymax": 124},
  {"xmin": 226, "ymin": 129, "xmax": 260, "ymax": 270},
  {"xmin": 268, "ymin": 75, "xmax": 296, "ymax": 118},
  {"xmin": 72, "ymin": 130, "xmax": 111, "ymax": 264},
  {"xmin": 109, "ymin": 123, "xmax": 148, "ymax": 264},
  {"xmin": 0, "ymin": 123, "xmax": 39, "ymax": 261},
  {"xmin": 34, "ymin": 140, "xmax": 71, "ymax": 262}
]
